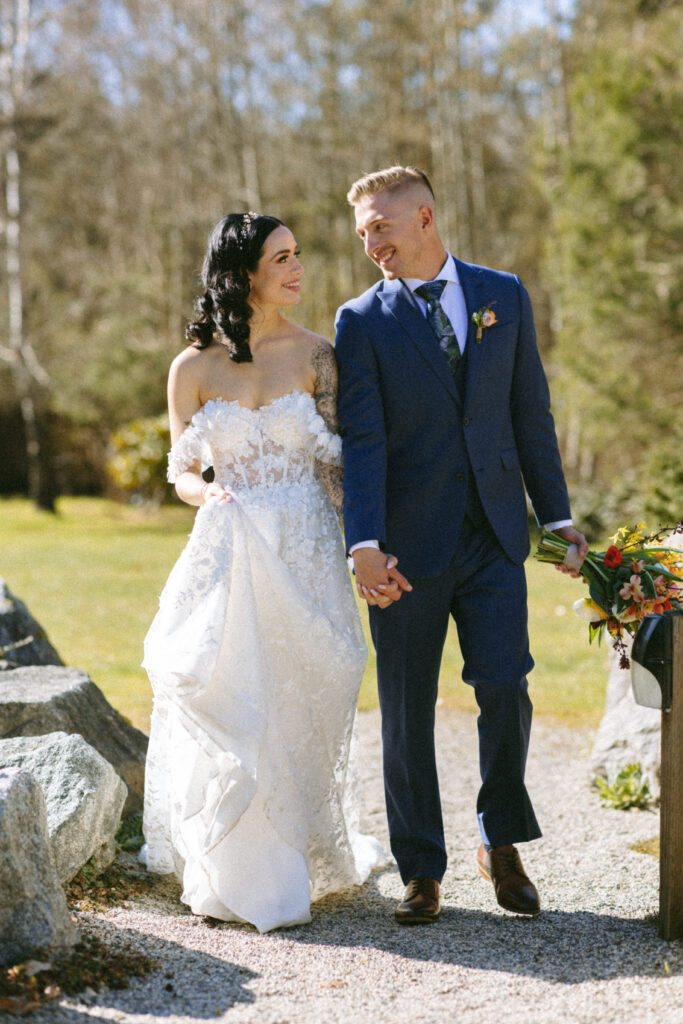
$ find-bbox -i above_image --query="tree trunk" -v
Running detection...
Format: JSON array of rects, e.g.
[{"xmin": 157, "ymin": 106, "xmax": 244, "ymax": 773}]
[{"xmin": 0, "ymin": 0, "xmax": 54, "ymax": 509}]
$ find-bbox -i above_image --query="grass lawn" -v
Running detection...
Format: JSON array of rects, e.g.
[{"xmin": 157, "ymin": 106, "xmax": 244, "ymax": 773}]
[{"xmin": 1, "ymin": 497, "xmax": 609, "ymax": 734}]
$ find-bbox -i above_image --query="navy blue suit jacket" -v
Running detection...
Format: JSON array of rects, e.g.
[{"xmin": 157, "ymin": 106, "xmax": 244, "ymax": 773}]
[{"xmin": 335, "ymin": 258, "xmax": 571, "ymax": 579}]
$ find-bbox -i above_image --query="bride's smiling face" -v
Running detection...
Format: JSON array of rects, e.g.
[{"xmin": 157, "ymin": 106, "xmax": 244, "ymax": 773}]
[{"xmin": 248, "ymin": 225, "xmax": 303, "ymax": 309}]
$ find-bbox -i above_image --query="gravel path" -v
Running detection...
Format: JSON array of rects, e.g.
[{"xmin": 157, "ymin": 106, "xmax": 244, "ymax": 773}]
[{"xmin": 27, "ymin": 709, "xmax": 682, "ymax": 1024}]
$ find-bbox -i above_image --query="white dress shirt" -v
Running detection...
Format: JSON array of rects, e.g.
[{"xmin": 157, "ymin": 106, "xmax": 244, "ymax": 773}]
[
  {"xmin": 403, "ymin": 252, "xmax": 468, "ymax": 356},
  {"xmin": 349, "ymin": 253, "xmax": 570, "ymax": 557}
]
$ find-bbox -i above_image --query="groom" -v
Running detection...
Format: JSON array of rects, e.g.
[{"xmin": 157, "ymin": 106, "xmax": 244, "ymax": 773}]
[{"xmin": 335, "ymin": 166, "xmax": 587, "ymax": 924}]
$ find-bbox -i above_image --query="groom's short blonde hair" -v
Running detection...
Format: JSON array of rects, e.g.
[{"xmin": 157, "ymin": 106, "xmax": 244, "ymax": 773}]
[{"xmin": 346, "ymin": 166, "xmax": 435, "ymax": 206}]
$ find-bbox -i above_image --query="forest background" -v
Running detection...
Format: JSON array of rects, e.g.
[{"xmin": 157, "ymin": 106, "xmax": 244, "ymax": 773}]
[{"xmin": 0, "ymin": 0, "xmax": 681, "ymax": 535}]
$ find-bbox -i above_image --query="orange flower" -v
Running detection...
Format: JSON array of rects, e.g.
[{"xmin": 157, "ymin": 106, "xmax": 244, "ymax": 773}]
[{"xmin": 472, "ymin": 303, "xmax": 498, "ymax": 341}]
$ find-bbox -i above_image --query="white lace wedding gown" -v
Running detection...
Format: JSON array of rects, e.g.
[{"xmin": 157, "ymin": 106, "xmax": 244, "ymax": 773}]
[{"xmin": 141, "ymin": 390, "xmax": 383, "ymax": 932}]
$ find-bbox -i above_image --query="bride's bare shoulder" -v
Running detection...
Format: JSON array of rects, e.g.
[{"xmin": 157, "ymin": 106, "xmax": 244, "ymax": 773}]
[
  {"xmin": 292, "ymin": 330, "xmax": 337, "ymax": 392},
  {"xmin": 169, "ymin": 341, "xmax": 220, "ymax": 382},
  {"xmin": 170, "ymin": 343, "xmax": 206, "ymax": 371},
  {"xmin": 289, "ymin": 326, "xmax": 333, "ymax": 363},
  {"xmin": 168, "ymin": 346, "xmax": 217, "ymax": 414},
  {"xmin": 295, "ymin": 325, "xmax": 332, "ymax": 348}
]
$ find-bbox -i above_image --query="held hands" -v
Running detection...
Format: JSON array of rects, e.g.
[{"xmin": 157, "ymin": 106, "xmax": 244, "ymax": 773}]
[
  {"xmin": 552, "ymin": 525, "xmax": 589, "ymax": 579},
  {"xmin": 352, "ymin": 548, "xmax": 412, "ymax": 609}
]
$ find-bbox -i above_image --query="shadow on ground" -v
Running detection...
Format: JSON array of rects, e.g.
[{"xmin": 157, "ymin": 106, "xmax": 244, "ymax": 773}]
[
  {"xmin": 35, "ymin": 865, "xmax": 681, "ymax": 1022},
  {"xmin": 30, "ymin": 919, "xmax": 257, "ymax": 1022},
  {"xmin": 270, "ymin": 868, "xmax": 681, "ymax": 984}
]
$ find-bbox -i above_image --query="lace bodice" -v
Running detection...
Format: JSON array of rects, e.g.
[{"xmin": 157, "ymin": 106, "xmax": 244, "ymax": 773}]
[{"xmin": 167, "ymin": 390, "xmax": 341, "ymax": 492}]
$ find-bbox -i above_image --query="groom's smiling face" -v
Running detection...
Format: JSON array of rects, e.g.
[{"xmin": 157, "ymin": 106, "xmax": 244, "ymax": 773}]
[{"xmin": 354, "ymin": 187, "xmax": 434, "ymax": 280}]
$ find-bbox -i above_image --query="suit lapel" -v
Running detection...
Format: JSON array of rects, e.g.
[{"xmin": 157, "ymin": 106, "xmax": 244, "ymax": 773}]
[
  {"xmin": 378, "ymin": 278, "xmax": 460, "ymax": 408},
  {"xmin": 455, "ymin": 259, "xmax": 486, "ymax": 407}
]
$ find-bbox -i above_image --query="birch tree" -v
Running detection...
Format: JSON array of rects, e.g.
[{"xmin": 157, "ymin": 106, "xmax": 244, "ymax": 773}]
[{"xmin": 0, "ymin": 0, "xmax": 52, "ymax": 507}]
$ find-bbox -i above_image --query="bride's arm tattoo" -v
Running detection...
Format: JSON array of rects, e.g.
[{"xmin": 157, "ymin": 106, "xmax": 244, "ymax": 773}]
[{"xmin": 312, "ymin": 340, "xmax": 343, "ymax": 518}]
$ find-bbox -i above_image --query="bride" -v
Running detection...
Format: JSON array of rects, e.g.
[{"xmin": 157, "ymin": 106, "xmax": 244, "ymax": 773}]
[{"xmin": 140, "ymin": 212, "xmax": 384, "ymax": 932}]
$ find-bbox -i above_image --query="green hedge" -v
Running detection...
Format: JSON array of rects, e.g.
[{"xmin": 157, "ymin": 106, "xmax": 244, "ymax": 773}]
[{"xmin": 107, "ymin": 414, "xmax": 171, "ymax": 504}]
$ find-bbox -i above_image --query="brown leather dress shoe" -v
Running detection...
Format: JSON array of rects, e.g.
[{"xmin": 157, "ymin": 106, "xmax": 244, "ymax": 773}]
[
  {"xmin": 395, "ymin": 877, "xmax": 442, "ymax": 925},
  {"xmin": 477, "ymin": 843, "xmax": 540, "ymax": 917}
]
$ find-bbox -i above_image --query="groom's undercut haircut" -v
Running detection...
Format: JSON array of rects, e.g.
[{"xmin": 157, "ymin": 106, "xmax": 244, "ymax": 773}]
[{"xmin": 347, "ymin": 166, "xmax": 435, "ymax": 206}]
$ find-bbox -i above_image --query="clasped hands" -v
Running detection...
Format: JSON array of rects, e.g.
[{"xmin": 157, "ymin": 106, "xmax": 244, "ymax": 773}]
[{"xmin": 352, "ymin": 547, "xmax": 412, "ymax": 609}]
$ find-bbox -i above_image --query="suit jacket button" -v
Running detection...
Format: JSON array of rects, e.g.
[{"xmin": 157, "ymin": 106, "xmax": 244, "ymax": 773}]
[
  {"xmin": 456, "ymin": 473, "xmax": 465, "ymax": 481},
  {"xmin": 463, "ymin": 416, "xmax": 471, "ymax": 425}
]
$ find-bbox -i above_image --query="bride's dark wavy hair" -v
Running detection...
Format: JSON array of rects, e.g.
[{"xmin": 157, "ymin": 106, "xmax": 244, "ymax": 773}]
[{"xmin": 185, "ymin": 213, "xmax": 285, "ymax": 362}]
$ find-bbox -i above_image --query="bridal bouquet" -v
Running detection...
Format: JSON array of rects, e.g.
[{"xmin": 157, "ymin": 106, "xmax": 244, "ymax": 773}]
[{"xmin": 534, "ymin": 522, "xmax": 683, "ymax": 667}]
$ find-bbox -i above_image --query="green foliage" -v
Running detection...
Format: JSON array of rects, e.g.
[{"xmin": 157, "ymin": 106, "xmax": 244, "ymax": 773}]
[
  {"xmin": 106, "ymin": 414, "xmax": 171, "ymax": 505},
  {"xmin": 592, "ymin": 763, "xmax": 653, "ymax": 810},
  {"xmin": 115, "ymin": 812, "xmax": 145, "ymax": 853},
  {"xmin": 543, "ymin": 0, "xmax": 683, "ymax": 502},
  {"xmin": 644, "ymin": 432, "xmax": 683, "ymax": 524},
  {"xmin": 563, "ymin": 473, "xmax": 644, "ymax": 542},
  {"xmin": 4, "ymin": 0, "xmax": 678, "ymax": 518}
]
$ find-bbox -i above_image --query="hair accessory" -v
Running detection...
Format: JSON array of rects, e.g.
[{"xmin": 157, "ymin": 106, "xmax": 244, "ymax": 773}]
[{"xmin": 239, "ymin": 211, "xmax": 258, "ymax": 240}]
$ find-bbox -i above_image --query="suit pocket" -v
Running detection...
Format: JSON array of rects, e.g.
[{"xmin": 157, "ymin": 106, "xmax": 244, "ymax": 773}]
[{"xmin": 500, "ymin": 447, "xmax": 520, "ymax": 470}]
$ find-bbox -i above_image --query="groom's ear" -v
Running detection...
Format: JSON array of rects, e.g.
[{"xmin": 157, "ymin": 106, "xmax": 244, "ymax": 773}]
[{"xmin": 418, "ymin": 205, "xmax": 434, "ymax": 229}]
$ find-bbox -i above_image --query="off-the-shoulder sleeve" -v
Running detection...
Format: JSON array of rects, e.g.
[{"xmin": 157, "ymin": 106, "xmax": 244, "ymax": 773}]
[
  {"xmin": 167, "ymin": 423, "xmax": 211, "ymax": 483},
  {"xmin": 307, "ymin": 407, "xmax": 342, "ymax": 466}
]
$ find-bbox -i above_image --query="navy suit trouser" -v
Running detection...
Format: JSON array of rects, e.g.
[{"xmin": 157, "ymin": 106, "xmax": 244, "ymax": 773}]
[{"xmin": 369, "ymin": 517, "xmax": 542, "ymax": 884}]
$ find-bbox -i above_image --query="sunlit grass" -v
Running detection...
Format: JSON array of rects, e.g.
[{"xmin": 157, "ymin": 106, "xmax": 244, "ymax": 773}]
[
  {"xmin": 356, "ymin": 543, "xmax": 609, "ymax": 724},
  {"xmin": 1, "ymin": 498, "xmax": 609, "ymax": 734},
  {"xmin": 1, "ymin": 497, "xmax": 193, "ymax": 733}
]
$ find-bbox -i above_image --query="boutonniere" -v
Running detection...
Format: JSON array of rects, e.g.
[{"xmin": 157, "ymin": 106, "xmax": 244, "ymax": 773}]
[{"xmin": 471, "ymin": 303, "xmax": 498, "ymax": 342}]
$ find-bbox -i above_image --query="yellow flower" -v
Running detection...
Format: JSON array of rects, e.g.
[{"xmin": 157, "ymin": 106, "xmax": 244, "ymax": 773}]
[
  {"xmin": 573, "ymin": 597, "xmax": 608, "ymax": 622},
  {"xmin": 610, "ymin": 522, "xmax": 646, "ymax": 548},
  {"xmin": 612, "ymin": 603, "xmax": 641, "ymax": 623}
]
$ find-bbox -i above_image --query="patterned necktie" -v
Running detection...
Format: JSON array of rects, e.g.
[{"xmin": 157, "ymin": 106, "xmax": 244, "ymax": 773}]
[{"xmin": 414, "ymin": 280, "xmax": 460, "ymax": 373}]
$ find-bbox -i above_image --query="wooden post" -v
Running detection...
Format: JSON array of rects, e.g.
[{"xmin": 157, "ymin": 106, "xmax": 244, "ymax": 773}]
[{"xmin": 659, "ymin": 614, "xmax": 683, "ymax": 939}]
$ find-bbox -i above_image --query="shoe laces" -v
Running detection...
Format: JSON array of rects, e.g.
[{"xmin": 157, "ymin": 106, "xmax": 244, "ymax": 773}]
[
  {"xmin": 406, "ymin": 877, "xmax": 437, "ymax": 897},
  {"xmin": 494, "ymin": 847, "xmax": 524, "ymax": 877}
]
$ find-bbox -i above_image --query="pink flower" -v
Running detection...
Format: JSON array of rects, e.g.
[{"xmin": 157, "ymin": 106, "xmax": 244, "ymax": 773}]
[
  {"xmin": 630, "ymin": 559, "xmax": 645, "ymax": 573},
  {"xmin": 619, "ymin": 575, "xmax": 645, "ymax": 602}
]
